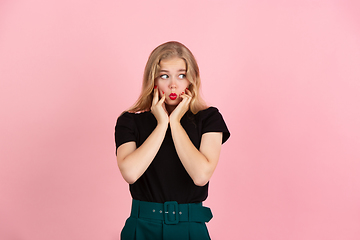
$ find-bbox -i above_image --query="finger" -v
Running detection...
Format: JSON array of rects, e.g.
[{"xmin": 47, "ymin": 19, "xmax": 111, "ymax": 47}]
[
  {"xmin": 178, "ymin": 96, "xmax": 190, "ymax": 107},
  {"xmin": 180, "ymin": 93, "xmax": 190, "ymax": 101},
  {"xmin": 152, "ymin": 86, "xmax": 158, "ymax": 105},
  {"xmin": 178, "ymin": 94, "xmax": 185, "ymax": 102},
  {"xmin": 162, "ymin": 103, "xmax": 169, "ymax": 115},
  {"xmin": 179, "ymin": 94, "xmax": 187, "ymax": 103},
  {"xmin": 158, "ymin": 92, "xmax": 166, "ymax": 105},
  {"xmin": 183, "ymin": 95, "xmax": 191, "ymax": 105},
  {"xmin": 180, "ymin": 90, "xmax": 191, "ymax": 100},
  {"xmin": 185, "ymin": 88, "xmax": 192, "ymax": 96}
]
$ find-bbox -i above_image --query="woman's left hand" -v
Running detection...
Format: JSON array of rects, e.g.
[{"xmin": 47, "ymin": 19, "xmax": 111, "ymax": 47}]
[{"xmin": 169, "ymin": 88, "xmax": 192, "ymax": 123}]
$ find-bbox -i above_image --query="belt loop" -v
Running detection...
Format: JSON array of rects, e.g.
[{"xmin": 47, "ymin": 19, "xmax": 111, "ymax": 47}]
[
  {"xmin": 131, "ymin": 199, "xmax": 139, "ymax": 218},
  {"xmin": 188, "ymin": 203, "xmax": 192, "ymax": 222}
]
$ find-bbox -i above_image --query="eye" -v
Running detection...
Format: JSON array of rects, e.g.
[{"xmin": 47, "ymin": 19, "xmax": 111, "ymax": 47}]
[
  {"xmin": 179, "ymin": 74, "xmax": 186, "ymax": 79},
  {"xmin": 160, "ymin": 74, "xmax": 169, "ymax": 79}
]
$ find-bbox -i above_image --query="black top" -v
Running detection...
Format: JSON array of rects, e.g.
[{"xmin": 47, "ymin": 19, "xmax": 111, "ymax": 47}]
[{"xmin": 114, "ymin": 107, "xmax": 230, "ymax": 204}]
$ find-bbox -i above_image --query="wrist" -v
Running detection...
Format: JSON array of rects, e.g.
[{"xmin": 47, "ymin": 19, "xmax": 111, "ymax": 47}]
[
  {"xmin": 169, "ymin": 118, "xmax": 181, "ymax": 128},
  {"xmin": 156, "ymin": 121, "xmax": 169, "ymax": 130},
  {"xmin": 169, "ymin": 114, "xmax": 180, "ymax": 123}
]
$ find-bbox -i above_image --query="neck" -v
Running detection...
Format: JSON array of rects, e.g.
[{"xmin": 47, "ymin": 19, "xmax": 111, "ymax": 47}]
[{"xmin": 165, "ymin": 104, "xmax": 176, "ymax": 114}]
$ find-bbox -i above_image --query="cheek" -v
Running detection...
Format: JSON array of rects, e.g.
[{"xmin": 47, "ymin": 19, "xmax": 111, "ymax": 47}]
[
  {"xmin": 182, "ymin": 81, "xmax": 190, "ymax": 89},
  {"xmin": 156, "ymin": 81, "xmax": 165, "ymax": 90},
  {"xmin": 155, "ymin": 81, "xmax": 163, "ymax": 94},
  {"xmin": 158, "ymin": 87, "xmax": 166, "ymax": 99}
]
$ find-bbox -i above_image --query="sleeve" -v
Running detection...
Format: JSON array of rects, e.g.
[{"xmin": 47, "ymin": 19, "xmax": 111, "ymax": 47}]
[
  {"xmin": 201, "ymin": 107, "xmax": 230, "ymax": 144},
  {"xmin": 114, "ymin": 112, "xmax": 137, "ymax": 153}
]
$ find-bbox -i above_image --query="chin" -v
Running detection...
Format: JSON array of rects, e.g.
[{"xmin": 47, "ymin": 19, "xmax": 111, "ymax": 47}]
[{"xmin": 165, "ymin": 101, "xmax": 180, "ymax": 106}]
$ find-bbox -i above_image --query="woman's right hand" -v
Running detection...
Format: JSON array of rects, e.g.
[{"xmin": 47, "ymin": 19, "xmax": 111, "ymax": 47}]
[
  {"xmin": 151, "ymin": 86, "xmax": 169, "ymax": 125},
  {"xmin": 117, "ymin": 87, "xmax": 169, "ymax": 184}
]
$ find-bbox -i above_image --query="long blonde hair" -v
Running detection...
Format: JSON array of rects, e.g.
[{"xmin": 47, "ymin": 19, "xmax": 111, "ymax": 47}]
[{"xmin": 128, "ymin": 41, "xmax": 207, "ymax": 114}]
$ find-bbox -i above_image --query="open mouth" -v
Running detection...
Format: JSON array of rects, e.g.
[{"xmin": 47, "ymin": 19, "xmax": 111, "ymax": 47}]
[{"xmin": 169, "ymin": 93, "xmax": 177, "ymax": 100}]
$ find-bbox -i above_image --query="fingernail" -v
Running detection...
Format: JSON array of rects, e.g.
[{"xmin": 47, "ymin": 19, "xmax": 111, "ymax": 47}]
[
  {"xmin": 162, "ymin": 91, "xmax": 164, "ymax": 94},
  {"xmin": 154, "ymin": 85, "xmax": 157, "ymax": 89},
  {"xmin": 186, "ymin": 88, "xmax": 189, "ymax": 90},
  {"xmin": 182, "ymin": 92, "xmax": 184, "ymax": 94}
]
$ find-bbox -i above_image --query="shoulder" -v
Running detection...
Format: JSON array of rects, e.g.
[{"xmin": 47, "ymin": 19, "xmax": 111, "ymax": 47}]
[
  {"xmin": 117, "ymin": 110, "xmax": 152, "ymax": 121},
  {"xmin": 195, "ymin": 106, "xmax": 230, "ymax": 144},
  {"xmin": 201, "ymin": 106, "xmax": 219, "ymax": 114},
  {"xmin": 116, "ymin": 111, "xmax": 134, "ymax": 125},
  {"xmin": 116, "ymin": 110, "xmax": 155, "ymax": 128},
  {"xmin": 195, "ymin": 106, "xmax": 223, "ymax": 120}
]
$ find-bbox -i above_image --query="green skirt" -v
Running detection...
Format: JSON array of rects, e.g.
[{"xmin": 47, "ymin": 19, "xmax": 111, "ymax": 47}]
[{"xmin": 121, "ymin": 199, "xmax": 213, "ymax": 240}]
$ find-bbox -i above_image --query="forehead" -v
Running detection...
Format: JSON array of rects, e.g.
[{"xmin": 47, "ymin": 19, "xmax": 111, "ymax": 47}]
[{"xmin": 159, "ymin": 57, "xmax": 186, "ymax": 70}]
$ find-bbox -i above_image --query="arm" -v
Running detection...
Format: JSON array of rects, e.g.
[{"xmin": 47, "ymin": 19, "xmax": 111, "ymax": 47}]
[
  {"xmin": 169, "ymin": 89, "xmax": 223, "ymax": 186},
  {"xmin": 117, "ymin": 124, "xmax": 167, "ymax": 184},
  {"xmin": 117, "ymin": 87, "xmax": 169, "ymax": 184},
  {"xmin": 170, "ymin": 121, "xmax": 223, "ymax": 186}
]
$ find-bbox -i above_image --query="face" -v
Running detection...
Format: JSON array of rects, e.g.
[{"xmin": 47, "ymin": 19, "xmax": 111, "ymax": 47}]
[{"xmin": 155, "ymin": 57, "xmax": 190, "ymax": 106}]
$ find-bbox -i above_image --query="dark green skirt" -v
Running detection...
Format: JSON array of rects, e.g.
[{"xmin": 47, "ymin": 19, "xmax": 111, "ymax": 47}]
[{"xmin": 121, "ymin": 199, "xmax": 213, "ymax": 240}]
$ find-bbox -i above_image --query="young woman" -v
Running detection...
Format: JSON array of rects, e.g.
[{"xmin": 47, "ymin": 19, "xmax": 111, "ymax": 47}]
[{"xmin": 115, "ymin": 41, "xmax": 230, "ymax": 240}]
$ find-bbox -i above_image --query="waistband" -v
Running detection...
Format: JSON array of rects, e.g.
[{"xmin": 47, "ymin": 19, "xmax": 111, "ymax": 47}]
[{"xmin": 130, "ymin": 199, "xmax": 213, "ymax": 225}]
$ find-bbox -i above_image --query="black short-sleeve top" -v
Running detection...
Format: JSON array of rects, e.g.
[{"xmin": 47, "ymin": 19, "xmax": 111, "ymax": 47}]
[{"xmin": 115, "ymin": 107, "xmax": 230, "ymax": 204}]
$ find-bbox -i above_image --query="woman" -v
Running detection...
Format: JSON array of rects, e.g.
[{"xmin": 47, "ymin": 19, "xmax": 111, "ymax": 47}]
[{"xmin": 115, "ymin": 41, "xmax": 230, "ymax": 240}]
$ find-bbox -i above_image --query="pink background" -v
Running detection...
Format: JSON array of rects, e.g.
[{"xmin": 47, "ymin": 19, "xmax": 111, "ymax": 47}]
[{"xmin": 1, "ymin": 0, "xmax": 360, "ymax": 239}]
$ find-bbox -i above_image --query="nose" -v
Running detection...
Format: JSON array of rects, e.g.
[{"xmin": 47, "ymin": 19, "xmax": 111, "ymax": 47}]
[{"xmin": 169, "ymin": 78, "xmax": 177, "ymax": 89}]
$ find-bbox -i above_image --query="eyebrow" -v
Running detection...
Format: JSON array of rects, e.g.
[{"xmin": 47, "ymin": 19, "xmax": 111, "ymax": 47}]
[{"xmin": 159, "ymin": 69, "xmax": 187, "ymax": 73}]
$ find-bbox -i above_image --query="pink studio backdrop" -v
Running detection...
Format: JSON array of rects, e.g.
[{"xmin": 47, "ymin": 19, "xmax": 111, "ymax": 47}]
[{"xmin": 1, "ymin": 0, "xmax": 359, "ymax": 239}]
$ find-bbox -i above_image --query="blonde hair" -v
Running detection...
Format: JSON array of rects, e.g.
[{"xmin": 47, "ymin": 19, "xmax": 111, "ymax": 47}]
[{"xmin": 128, "ymin": 41, "xmax": 207, "ymax": 114}]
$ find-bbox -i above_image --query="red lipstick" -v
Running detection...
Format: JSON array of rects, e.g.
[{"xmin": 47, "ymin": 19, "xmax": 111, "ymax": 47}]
[{"xmin": 169, "ymin": 93, "xmax": 177, "ymax": 100}]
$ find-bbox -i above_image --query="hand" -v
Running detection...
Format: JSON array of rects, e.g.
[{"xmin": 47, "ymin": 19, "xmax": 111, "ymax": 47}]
[
  {"xmin": 169, "ymin": 88, "xmax": 192, "ymax": 124},
  {"xmin": 151, "ymin": 86, "xmax": 169, "ymax": 125}
]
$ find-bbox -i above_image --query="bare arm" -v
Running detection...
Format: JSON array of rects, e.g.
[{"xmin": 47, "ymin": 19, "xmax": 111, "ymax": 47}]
[
  {"xmin": 170, "ymin": 121, "xmax": 223, "ymax": 186},
  {"xmin": 117, "ymin": 87, "xmax": 169, "ymax": 184},
  {"xmin": 169, "ymin": 89, "xmax": 223, "ymax": 186},
  {"xmin": 117, "ymin": 124, "xmax": 167, "ymax": 184}
]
